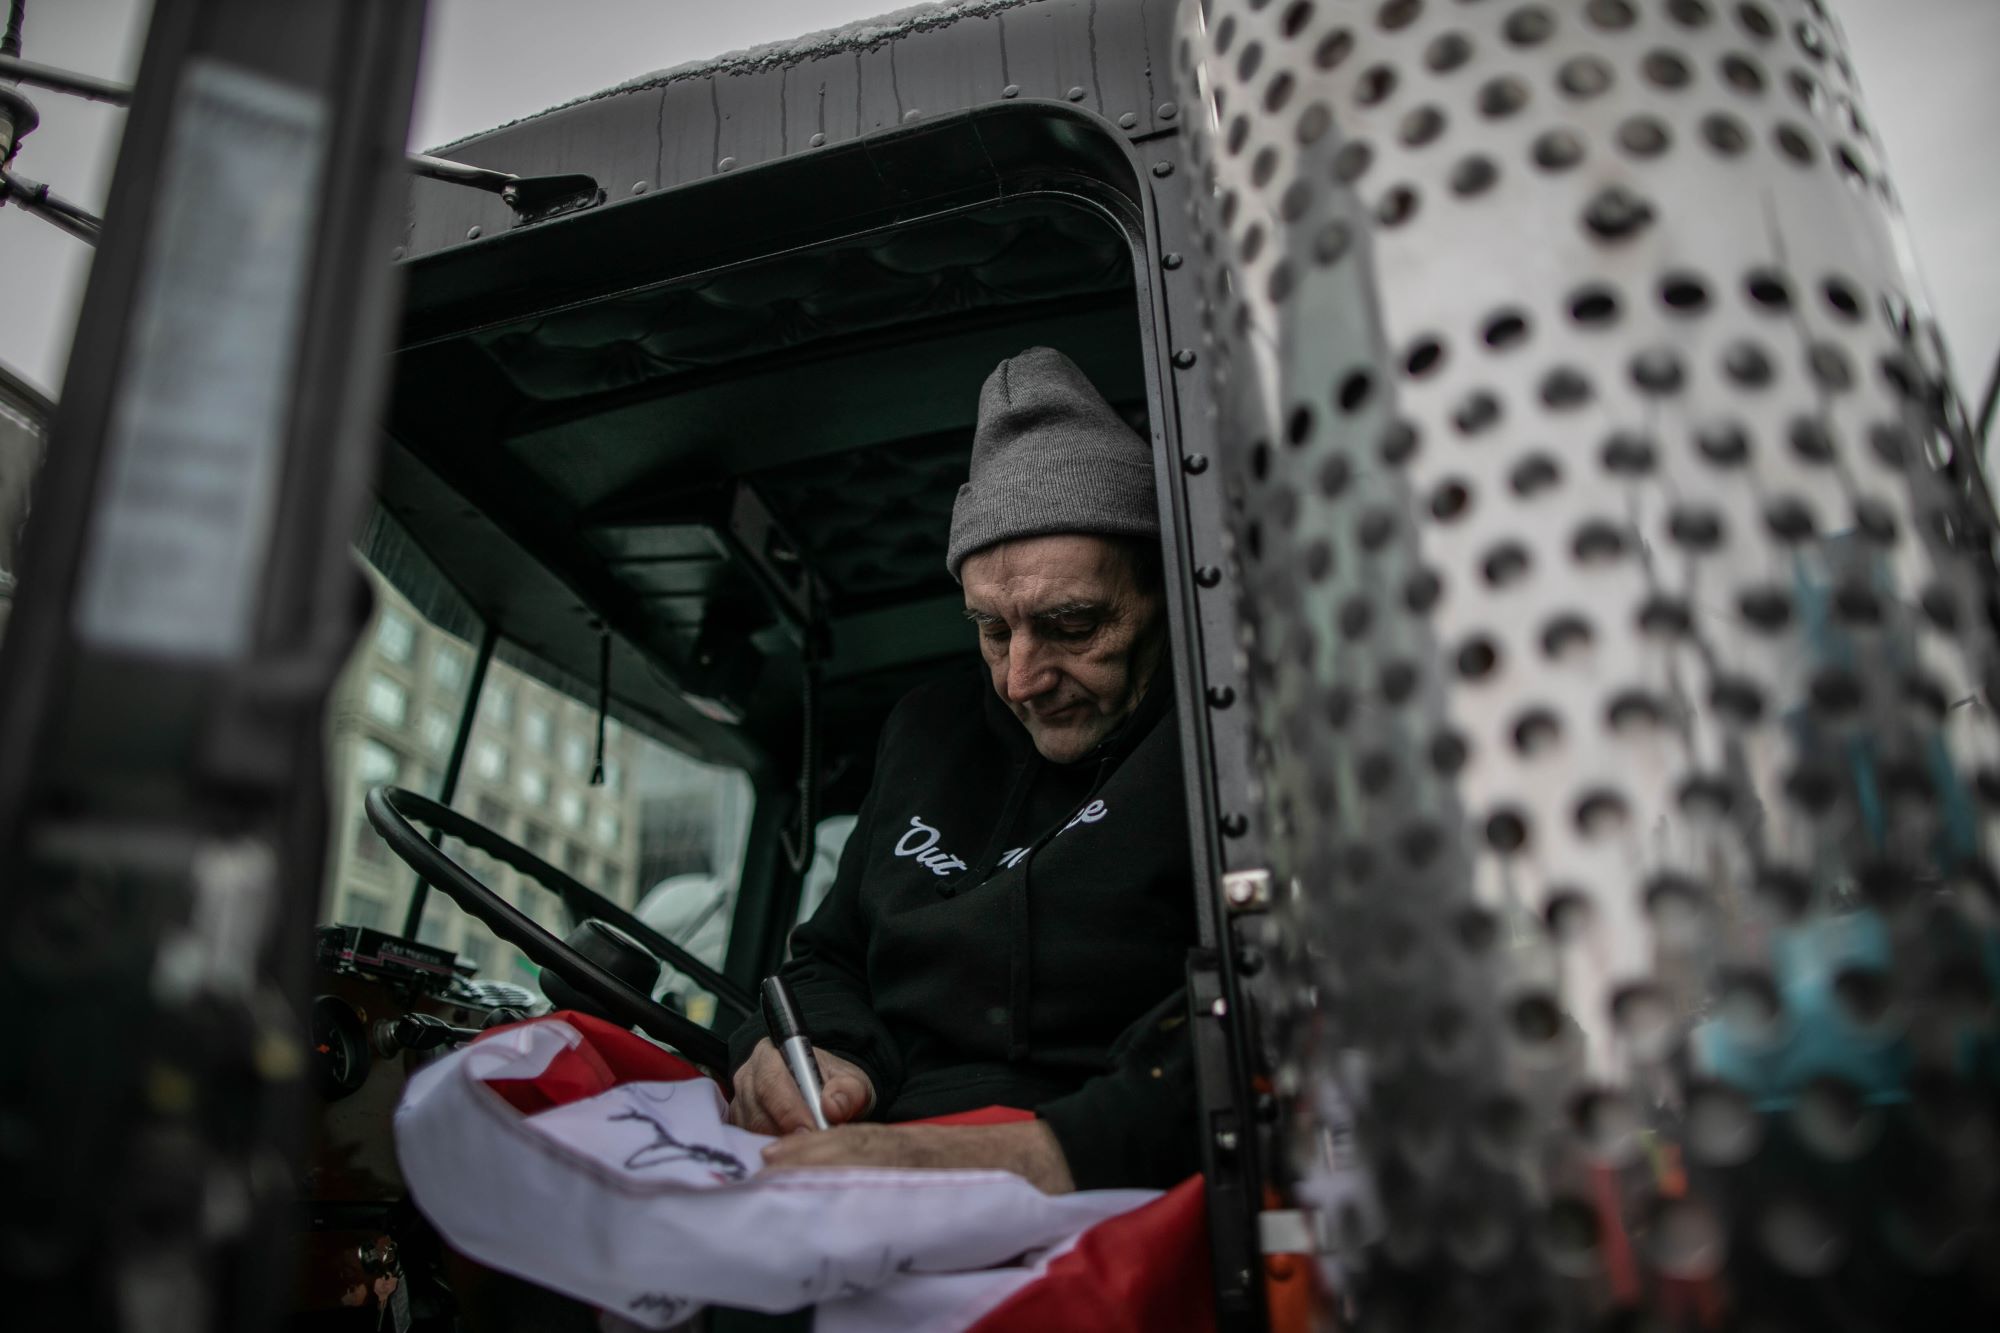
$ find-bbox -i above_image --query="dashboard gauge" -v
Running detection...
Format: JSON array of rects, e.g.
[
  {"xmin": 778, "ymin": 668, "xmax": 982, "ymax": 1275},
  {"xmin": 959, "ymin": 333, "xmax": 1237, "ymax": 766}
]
[{"xmin": 310, "ymin": 995, "xmax": 372, "ymax": 1101}]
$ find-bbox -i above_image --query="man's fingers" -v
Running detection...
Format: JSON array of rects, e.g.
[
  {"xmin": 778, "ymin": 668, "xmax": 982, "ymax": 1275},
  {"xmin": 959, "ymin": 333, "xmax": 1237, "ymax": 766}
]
[
  {"xmin": 752, "ymin": 1047, "xmax": 819, "ymax": 1134},
  {"xmin": 730, "ymin": 1091, "xmax": 782, "ymax": 1134},
  {"xmin": 728, "ymin": 1038, "xmax": 875, "ymax": 1133},
  {"xmin": 728, "ymin": 1039, "xmax": 807, "ymax": 1133},
  {"xmin": 819, "ymin": 1070, "xmax": 870, "ymax": 1125},
  {"xmin": 810, "ymin": 1049, "xmax": 875, "ymax": 1125},
  {"xmin": 726, "ymin": 1079, "xmax": 770, "ymax": 1132},
  {"xmin": 761, "ymin": 1124, "xmax": 873, "ymax": 1169}
]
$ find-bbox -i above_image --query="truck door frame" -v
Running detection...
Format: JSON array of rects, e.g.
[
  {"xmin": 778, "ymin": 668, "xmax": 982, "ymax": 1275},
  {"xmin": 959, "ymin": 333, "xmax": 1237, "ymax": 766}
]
[{"xmin": 388, "ymin": 100, "xmax": 1273, "ymax": 1327}]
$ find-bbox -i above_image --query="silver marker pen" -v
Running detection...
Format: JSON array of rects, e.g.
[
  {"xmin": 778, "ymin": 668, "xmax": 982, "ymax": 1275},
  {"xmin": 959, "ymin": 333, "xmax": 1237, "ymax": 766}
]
[{"xmin": 760, "ymin": 975, "xmax": 830, "ymax": 1131}]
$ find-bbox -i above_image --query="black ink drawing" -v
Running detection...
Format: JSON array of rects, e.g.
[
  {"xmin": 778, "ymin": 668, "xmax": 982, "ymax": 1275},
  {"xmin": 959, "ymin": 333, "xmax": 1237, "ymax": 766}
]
[
  {"xmin": 611, "ymin": 1107, "xmax": 750, "ymax": 1182},
  {"xmin": 797, "ymin": 1246, "xmax": 924, "ymax": 1301},
  {"xmin": 628, "ymin": 1291, "xmax": 693, "ymax": 1320}
]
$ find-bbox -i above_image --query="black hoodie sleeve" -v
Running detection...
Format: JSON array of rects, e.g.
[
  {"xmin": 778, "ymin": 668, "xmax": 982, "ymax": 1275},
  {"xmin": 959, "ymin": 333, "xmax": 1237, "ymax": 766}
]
[
  {"xmin": 725, "ymin": 741, "xmax": 904, "ymax": 1113},
  {"xmin": 1034, "ymin": 987, "xmax": 1200, "ymax": 1190}
]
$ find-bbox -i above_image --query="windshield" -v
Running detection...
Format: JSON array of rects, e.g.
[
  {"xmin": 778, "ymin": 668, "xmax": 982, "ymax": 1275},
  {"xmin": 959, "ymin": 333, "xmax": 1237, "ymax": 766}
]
[
  {"xmin": 321, "ymin": 518, "xmax": 755, "ymax": 1023},
  {"xmin": 318, "ymin": 529, "xmax": 480, "ymax": 934}
]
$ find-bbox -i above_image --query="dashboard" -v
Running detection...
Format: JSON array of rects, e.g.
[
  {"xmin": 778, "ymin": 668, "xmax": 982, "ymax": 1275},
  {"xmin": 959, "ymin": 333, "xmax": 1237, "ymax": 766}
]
[{"xmin": 296, "ymin": 925, "xmax": 532, "ymax": 1325}]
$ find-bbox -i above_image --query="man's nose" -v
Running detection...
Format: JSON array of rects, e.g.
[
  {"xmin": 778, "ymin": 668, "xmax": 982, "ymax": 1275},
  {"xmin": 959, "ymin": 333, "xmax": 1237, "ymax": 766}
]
[{"xmin": 1004, "ymin": 636, "xmax": 1057, "ymax": 703}]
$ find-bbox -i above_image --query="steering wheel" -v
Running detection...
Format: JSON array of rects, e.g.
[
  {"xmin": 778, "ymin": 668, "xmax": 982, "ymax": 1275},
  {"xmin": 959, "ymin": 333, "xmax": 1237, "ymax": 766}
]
[{"xmin": 363, "ymin": 785, "xmax": 753, "ymax": 1070}]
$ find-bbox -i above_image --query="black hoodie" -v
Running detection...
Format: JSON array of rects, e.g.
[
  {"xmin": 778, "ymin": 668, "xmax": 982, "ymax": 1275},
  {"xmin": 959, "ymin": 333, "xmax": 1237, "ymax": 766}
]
[{"xmin": 727, "ymin": 662, "xmax": 1199, "ymax": 1190}]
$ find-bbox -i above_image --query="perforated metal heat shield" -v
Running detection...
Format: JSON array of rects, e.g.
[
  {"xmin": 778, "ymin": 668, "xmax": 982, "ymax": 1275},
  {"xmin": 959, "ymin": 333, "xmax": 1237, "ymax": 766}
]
[{"xmin": 1173, "ymin": 0, "xmax": 1998, "ymax": 1326}]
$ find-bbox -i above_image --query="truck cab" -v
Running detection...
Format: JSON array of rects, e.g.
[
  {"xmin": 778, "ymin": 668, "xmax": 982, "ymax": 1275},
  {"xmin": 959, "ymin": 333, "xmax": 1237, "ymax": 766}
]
[
  {"xmin": 4, "ymin": 2, "xmax": 1994, "ymax": 1331},
  {"xmin": 300, "ymin": 2, "xmax": 1272, "ymax": 1325}
]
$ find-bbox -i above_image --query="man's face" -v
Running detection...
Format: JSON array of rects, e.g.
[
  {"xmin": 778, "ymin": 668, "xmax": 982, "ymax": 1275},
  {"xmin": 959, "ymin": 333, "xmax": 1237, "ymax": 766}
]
[{"xmin": 961, "ymin": 534, "xmax": 1165, "ymax": 764}]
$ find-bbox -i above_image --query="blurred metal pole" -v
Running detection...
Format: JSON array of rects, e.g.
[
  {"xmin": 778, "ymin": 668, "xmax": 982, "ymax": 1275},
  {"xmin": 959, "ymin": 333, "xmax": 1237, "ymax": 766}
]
[
  {"xmin": 0, "ymin": 1, "xmax": 426, "ymax": 1329},
  {"xmin": 0, "ymin": 363, "xmax": 50, "ymax": 650}
]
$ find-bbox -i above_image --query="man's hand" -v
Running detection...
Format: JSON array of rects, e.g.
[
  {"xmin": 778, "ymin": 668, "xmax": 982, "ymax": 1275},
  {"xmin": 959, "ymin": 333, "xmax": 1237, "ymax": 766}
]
[
  {"xmin": 759, "ymin": 1120, "xmax": 1076, "ymax": 1195},
  {"xmin": 727, "ymin": 1039, "xmax": 875, "ymax": 1135}
]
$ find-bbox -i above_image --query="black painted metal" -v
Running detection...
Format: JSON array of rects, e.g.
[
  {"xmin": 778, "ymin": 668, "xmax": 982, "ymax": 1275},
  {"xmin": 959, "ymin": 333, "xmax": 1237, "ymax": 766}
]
[
  {"xmin": 399, "ymin": 620, "xmax": 496, "ymax": 941},
  {"xmin": 1137, "ymin": 115, "xmax": 1272, "ymax": 1332},
  {"xmin": 382, "ymin": 1, "xmax": 1273, "ymax": 1323},
  {"xmin": 720, "ymin": 777, "xmax": 814, "ymax": 1000},
  {"xmin": 400, "ymin": 0, "xmax": 1176, "ymax": 259},
  {"xmin": 1977, "ymin": 344, "xmax": 1999, "ymax": 451},
  {"xmin": 0, "ymin": 53, "xmax": 133, "ymax": 105},
  {"xmin": 0, "ymin": 363, "xmax": 47, "ymax": 652},
  {"xmin": 0, "ymin": 3, "xmax": 425, "ymax": 1330},
  {"xmin": 0, "ymin": 162, "xmax": 103, "ymax": 243},
  {"xmin": 381, "ymin": 107, "xmax": 1157, "ymax": 782}
]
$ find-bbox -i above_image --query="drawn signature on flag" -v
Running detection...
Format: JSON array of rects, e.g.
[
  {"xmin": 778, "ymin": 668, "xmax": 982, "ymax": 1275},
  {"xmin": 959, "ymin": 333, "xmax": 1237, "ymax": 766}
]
[
  {"xmin": 628, "ymin": 1290, "xmax": 693, "ymax": 1319},
  {"xmin": 610, "ymin": 1107, "xmax": 750, "ymax": 1181}
]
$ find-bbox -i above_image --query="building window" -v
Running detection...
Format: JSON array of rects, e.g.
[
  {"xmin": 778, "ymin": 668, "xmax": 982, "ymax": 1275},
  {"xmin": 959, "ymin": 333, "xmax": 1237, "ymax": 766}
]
[
  {"xmin": 602, "ymin": 759, "xmax": 622, "ymax": 794},
  {"xmin": 472, "ymin": 739, "xmax": 507, "ymax": 783},
  {"xmin": 524, "ymin": 706, "xmax": 553, "ymax": 752},
  {"xmin": 474, "ymin": 794, "xmax": 509, "ymax": 829},
  {"xmin": 416, "ymin": 897, "xmax": 457, "ymax": 951},
  {"xmin": 519, "ymin": 768, "xmax": 550, "ymax": 806},
  {"xmin": 364, "ymin": 673, "xmax": 408, "ymax": 728},
  {"xmin": 432, "ymin": 644, "xmax": 467, "ymax": 691},
  {"xmin": 563, "ymin": 841, "xmax": 591, "ymax": 879},
  {"xmin": 556, "ymin": 789, "xmax": 585, "ymax": 829},
  {"xmin": 343, "ymin": 891, "xmax": 389, "ymax": 930},
  {"xmin": 595, "ymin": 810, "xmax": 620, "ymax": 847},
  {"xmin": 482, "ymin": 684, "xmax": 514, "ymax": 726},
  {"xmin": 375, "ymin": 608, "xmax": 415, "ymax": 663},
  {"xmin": 559, "ymin": 733, "xmax": 590, "ymax": 775},
  {"xmin": 355, "ymin": 738, "xmax": 401, "ymax": 787},
  {"xmin": 520, "ymin": 822, "xmax": 551, "ymax": 857},
  {"xmin": 419, "ymin": 704, "xmax": 456, "ymax": 755},
  {"xmin": 353, "ymin": 816, "xmax": 390, "ymax": 867},
  {"xmin": 458, "ymin": 933, "xmax": 494, "ymax": 974}
]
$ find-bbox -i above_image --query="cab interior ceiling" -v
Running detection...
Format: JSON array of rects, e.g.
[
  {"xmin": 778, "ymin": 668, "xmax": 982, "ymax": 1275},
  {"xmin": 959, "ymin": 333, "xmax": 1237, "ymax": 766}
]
[{"xmin": 375, "ymin": 126, "xmax": 1147, "ymax": 812}]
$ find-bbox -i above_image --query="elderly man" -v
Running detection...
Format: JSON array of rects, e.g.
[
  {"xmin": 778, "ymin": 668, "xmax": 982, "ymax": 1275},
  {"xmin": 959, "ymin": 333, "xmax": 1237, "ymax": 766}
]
[{"xmin": 725, "ymin": 347, "xmax": 1198, "ymax": 1193}]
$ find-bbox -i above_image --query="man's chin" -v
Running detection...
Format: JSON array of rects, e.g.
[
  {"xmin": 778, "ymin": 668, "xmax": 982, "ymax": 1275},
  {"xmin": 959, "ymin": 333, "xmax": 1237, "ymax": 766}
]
[{"xmin": 1026, "ymin": 718, "xmax": 1104, "ymax": 764}]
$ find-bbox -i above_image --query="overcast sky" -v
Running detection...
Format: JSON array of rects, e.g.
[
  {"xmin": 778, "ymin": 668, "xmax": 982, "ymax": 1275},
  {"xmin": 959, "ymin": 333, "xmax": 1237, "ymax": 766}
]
[{"xmin": 3, "ymin": 0, "xmax": 1995, "ymax": 404}]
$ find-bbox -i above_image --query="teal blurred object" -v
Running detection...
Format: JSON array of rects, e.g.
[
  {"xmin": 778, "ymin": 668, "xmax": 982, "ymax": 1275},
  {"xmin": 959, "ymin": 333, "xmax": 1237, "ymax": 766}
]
[{"xmin": 1694, "ymin": 911, "xmax": 2000, "ymax": 1105}]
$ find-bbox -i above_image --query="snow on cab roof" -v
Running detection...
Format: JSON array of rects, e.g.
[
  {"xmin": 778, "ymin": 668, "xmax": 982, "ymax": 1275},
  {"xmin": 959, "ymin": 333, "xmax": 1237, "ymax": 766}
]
[{"xmin": 430, "ymin": 0, "xmax": 1034, "ymax": 153}]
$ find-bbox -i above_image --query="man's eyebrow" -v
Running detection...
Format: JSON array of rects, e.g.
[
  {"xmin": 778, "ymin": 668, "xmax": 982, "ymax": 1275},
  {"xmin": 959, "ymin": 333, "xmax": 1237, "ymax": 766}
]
[
  {"xmin": 1030, "ymin": 601, "xmax": 1108, "ymax": 622},
  {"xmin": 962, "ymin": 602, "xmax": 1109, "ymax": 624}
]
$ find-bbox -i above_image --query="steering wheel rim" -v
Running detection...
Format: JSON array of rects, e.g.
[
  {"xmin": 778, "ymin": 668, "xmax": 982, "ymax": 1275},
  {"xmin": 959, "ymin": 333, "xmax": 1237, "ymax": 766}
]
[{"xmin": 362, "ymin": 785, "xmax": 739, "ymax": 1069}]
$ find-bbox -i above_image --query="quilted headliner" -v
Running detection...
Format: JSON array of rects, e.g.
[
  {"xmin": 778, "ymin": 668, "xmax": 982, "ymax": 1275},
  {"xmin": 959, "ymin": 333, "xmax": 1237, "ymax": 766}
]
[
  {"xmin": 757, "ymin": 435, "xmax": 964, "ymax": 604},
  {"xmin": 751, "ymin": 400, "xmax": 1151, "ymax": 608},
  {"xmin": 473, "ymin": 199, "xmax": 1130, "ymax": 406},
  {"xmin": 384, "ymin": 183, "xmax": 1147, "ymax": 775}
]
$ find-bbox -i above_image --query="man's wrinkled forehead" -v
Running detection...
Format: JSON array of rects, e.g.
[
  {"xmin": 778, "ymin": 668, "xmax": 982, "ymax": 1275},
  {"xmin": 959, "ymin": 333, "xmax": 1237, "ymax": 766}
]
[{"xmin": 958, "ymin": 536, "xmax": 1138, "ymax": 611}]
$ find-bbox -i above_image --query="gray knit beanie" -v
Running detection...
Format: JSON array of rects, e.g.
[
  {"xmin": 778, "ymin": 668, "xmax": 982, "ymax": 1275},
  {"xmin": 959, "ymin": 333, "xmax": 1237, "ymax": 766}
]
[{"xmin": 946, "ymin": 347, "xmax": 1158, "ymax": 580}]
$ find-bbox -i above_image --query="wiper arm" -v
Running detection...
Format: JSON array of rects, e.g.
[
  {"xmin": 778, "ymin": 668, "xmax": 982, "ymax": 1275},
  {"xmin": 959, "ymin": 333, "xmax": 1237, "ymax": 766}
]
[
  {"xmin": 406, "ymin": 152, "xmax": 604, "ymax": 226},
  {"xmin": 0, "ymin": 52, "xmax": 131, "ymax": 105},
  {"xmin": 0, "ymin": 163, "xmax": 99, "ymax": 244},
  {"xmin": 0, "ymin": 57, "xmax": 603, "ymax": 245}
]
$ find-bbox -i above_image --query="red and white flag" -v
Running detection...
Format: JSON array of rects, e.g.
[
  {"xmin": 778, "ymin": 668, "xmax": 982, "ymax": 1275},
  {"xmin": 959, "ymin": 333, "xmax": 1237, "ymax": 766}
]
[{"xmin": 394, "ymin": 1012, "xmax": 1214, "ymax": 1332}]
